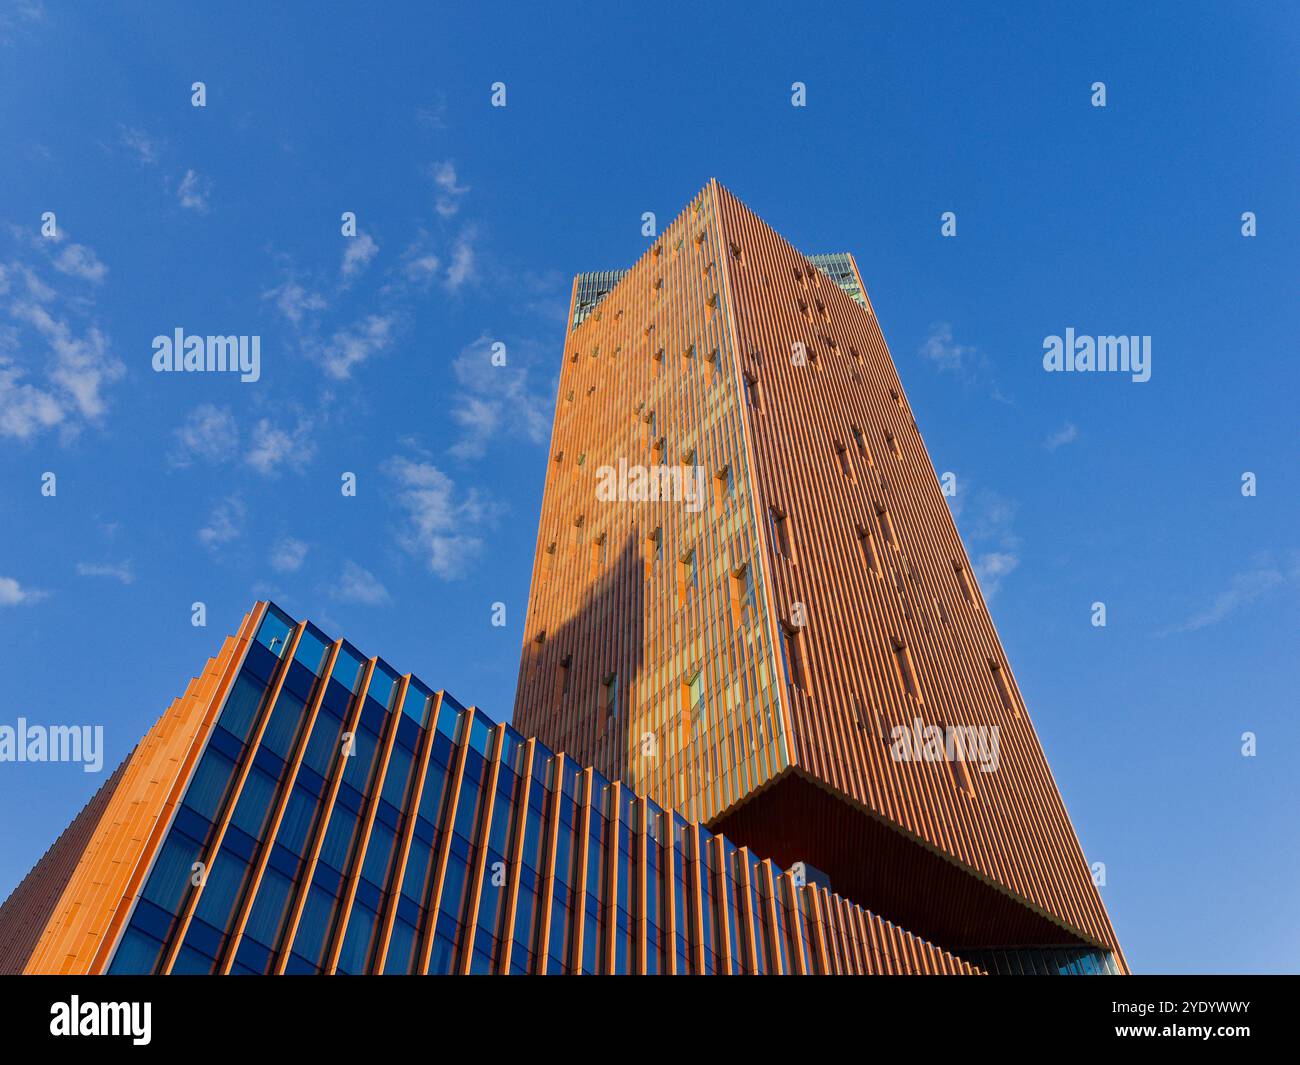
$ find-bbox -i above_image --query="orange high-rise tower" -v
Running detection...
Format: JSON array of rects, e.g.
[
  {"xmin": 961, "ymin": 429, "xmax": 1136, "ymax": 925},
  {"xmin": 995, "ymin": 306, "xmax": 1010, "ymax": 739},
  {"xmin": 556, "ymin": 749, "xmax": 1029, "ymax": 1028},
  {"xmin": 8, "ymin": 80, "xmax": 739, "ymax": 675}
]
[{"xmin": 513, "ymin": 180, "xmax": 1126, "ymax": 972}]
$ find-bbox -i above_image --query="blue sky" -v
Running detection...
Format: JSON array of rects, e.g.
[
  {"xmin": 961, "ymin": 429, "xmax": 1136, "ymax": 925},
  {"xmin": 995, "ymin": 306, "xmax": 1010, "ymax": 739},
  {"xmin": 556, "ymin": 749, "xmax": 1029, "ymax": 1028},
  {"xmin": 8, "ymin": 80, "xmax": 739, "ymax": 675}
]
[{"xmin": 1, "ymin": 2, "xmax": 1296, "ymax": 973}]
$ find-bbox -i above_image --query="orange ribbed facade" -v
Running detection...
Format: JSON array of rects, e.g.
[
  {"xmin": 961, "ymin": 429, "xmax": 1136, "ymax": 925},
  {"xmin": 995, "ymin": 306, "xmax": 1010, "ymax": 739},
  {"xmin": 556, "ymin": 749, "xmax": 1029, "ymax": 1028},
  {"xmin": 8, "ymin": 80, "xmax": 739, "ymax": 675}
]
[
  {"xmin": 1, "ymin": 603, "xmax": 982, "ymax": 975},
  {"xmin": 0, "ymin": 609, "xmax": 260, "ymax": 974},
  {"xmin": 513, "ymin": 180, "xmax": 1125, "ymax": 969}
]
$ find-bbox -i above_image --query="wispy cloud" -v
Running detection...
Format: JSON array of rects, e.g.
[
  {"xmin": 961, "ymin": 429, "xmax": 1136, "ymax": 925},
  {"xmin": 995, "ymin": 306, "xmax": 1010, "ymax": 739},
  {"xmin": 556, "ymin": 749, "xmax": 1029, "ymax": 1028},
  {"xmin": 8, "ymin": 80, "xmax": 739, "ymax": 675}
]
[
  {"xmin": 245, "ymin": 416, "xmax": 316, "ymax": 476},
  {"xmin": 415, "ymin": 96, "xmax": 449, "ymax": 131},
  {"xmin": 429, "ymin": 161, "xmax": 470, "ymax": 217},
  {"xmin": 53, "ymin": 243, "xmax": 107, "ymax": 283},
  {"xmin": 1163, "ymin": 553, "xmax": 1298, "ymax": 635},
  {"xmin": 385, "ymin": 455, "xmax": 504, "ymax": 580},
  {"xmin": 322, "ymin": 314, "xmax": 395, "ymax": 379},
  {"xmin": 264, "ymin": 280, "xmax": 328, "ymax": 326},
  {"xmin": 1045, "ymin": 421, "xmax": 1079, "ymax": 450},
  {"xmin": 445, "ymin": 228, "xmax": 477, "ymax": 290},
  {"xmin": 9, "ymin": 300, "xmax": 122, "ymax": 419},
  {"xmin": 198, "ymin": 496, "xmax": 245, "ymax": 549},
  {"xmin": 918, "ymin": 323, "xmax": 1011, "ymax": 404},
  {"xmin": 403, "ymin": 249, "xmax": 440, "ymax": 282},
  {"xmin": 447, "ymin": 334, "xmax": 551, "ymax": 460},
  {"xmin": 177, "ymin": 168, "xmax": 210, "ymax": 212},
  {"xmin": 118, "ymin": 125, "xmax": 159, "ymax": 166},
  {"xmin": 0, "ymin": 1, "xmax": 46, "ymax": 47},
  {"xmin": 332, "ymin": 560, "xmax": 392, "ymax": 606},
  {"xmin": 76, "ymin": 560, "xmax": 135, "ymax": 584},
  {"xmin": 271, "ymin": 537, "xmax": 308, "ymax": 574},
  {"xmin": 972, "ymin": 552, "xmax": 1020, "ymax": 597},
  {"xmin": 0, "ymin": 574, "xmax": 48, "ymax": 606},
  {"xmin": 172, "ymin": 404, "xmax": 238, "ymax": 467},
  {"xmin": 920, "ymin": 322, "xmax": 976, "ymax": 373},
  {"xmin": 947, "ymin": 481, "xmax": 1022, "ymax": 600},
  {"xmin": 341, "ymin": 231, "xmax": 379, "ymax": 279},
  {"xmin": 0, "ymin": 240, "xmax": 125, "ymax": 441}
]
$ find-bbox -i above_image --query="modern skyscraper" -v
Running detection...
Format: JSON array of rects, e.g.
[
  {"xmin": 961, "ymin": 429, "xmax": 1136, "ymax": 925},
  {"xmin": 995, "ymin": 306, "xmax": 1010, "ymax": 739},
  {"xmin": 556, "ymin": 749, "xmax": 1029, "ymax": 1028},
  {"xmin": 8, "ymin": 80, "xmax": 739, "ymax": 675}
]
[
  {"xmin": 0, "ymin": 182, "xmax": 1124, "ymax": 976},
  {"xmin": 513, "ymin": 180, "xmax": 1126, "ymax": 972},
  {"xmin": 0, "ymin": 602, "xmax": 986, "ymax": 975}
]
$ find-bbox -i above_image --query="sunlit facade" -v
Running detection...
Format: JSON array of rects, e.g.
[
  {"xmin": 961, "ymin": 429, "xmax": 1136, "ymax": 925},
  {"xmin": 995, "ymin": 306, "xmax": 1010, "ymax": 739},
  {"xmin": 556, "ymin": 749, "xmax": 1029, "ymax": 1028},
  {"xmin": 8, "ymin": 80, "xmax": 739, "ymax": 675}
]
[
  {"xmin": 1, "ymin": 603, "xmax": 977, "ymax": 975},
  {"xmin": 1, "ymin": 182, "xmax": 1125, "ymax": 976},
  {"xmin": 513, "ymin": 180, "xmax": 1126, "ymax": 971}
]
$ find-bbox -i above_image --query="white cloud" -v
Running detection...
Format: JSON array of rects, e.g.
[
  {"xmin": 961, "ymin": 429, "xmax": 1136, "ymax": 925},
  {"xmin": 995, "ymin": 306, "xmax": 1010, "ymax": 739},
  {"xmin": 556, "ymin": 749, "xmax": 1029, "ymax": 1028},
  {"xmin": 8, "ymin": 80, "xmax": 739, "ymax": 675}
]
[
  {"xmin": 0, "ymin": 356, "xmax": 62, "ymax": 439},
  {"xmin": 0, "ymin": 1, "xmax": 45, "ymax": 47},
  {"xmin": 416, "ymin": 96, "xmax": 449, "ymax": 131},
  {"xmin": 198, "ymin": 496, "xmax": 245, "ymax": 549},
  {"xmin": 949, "ymin": 483, "xmax": 1022, "ymax": 600},
  {"xmin": 1045, "ymin": 421, "xmax": 1079, "ymax": 450},
  {"xmin": 1165, "ymin": 554, "xmax": 1297, "ymax": 634},
  {"xmin": 177, "ymin": 168, "xmax": 210, "ymax": 212},
  {"xmin": 445, "ymin": 230, "xmax": 476, "ymax": 290},
  {"xmin": 76, "ymin": 560, "xmax": 135, "ymax": 584},
  {"xmin": 447, "ymin": 334, "xmax": 550, "ymax": 460},
  {"xmin": 245, "ymin": 417, "xmax": 316, "ymax": 476},
  {"xmin": 264, "ymin": 280, "xmax": 328, "ymax": 326},
  {"xmin": 919, "ymin": 322, "xmax": 975, "ymax": 373},
  {"xmin": 2, "ymin": 267, "xmax": 125, "ymax": 438},
  {"xmin": 53, "ymin": 243, "xmax": 107, "ymax": 283},
  {"xmin": 0, "ymin": 575, "xmax": 48, "ymax": 606},
  {"xmin": 919, "ymin": 323, "xmax": 1010, "ymax": 403},
  {"xmin": 271, "ymin": 537, "xmax": 308, "ymax": 573},
  {"xmin": 404, "ymin": 252, "xmax": 440, "ymax": 282},
  {"xmin": 172, "ymin": 404, "xmax": 237, "ymax": 467},
  {"xmin": 972, "ymin": 552, "xmax": 1020, "ymax": 598},
  {"xmin": 332, "ymin": 561, "xmax": 392, "ymax": 606},
  {"xmin": 341, "ymin": 231, "xmax": 379, "ymax": 279},
  {"xmin": 385, "ymin": 456, "xmax": 504, "ymax": 580},
  {"xmin": 430, "ymin": 161, "xmax": 469, "ymax": 217},
  {"xmin": 118, "ymin": 126, "xmax": 158, "ymax": 166},
  {"xmin": 321, "ymin": 314, "xmax": 394, "ymax": 379}
]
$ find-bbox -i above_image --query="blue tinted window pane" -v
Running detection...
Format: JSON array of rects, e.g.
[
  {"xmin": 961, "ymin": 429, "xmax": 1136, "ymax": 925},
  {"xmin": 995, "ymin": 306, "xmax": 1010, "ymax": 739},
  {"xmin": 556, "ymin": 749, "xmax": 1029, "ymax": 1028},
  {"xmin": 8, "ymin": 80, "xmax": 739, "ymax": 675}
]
[
  {"xmin": 193, "ymin": 851, "xmax": 249, "ymax": 933},
  {"xmin": 260, "ymin": 690, "xmax": 308, "ymax": 760},
  {"xmin": 331, "ymin": 643, "xmax": 368, "ymax": 694},
  {"xmin": 468, "ymin": 715, "xmax": 493, "ymax": 756},
  {"xmin": 141, "ymin": 832, "xmax": 203, "ymax": 916},
  {"xmin": 401, "ymin": 680, "xmax": 432, "ymax": 725},
  {"xmin": 255, "ymin": 605, "xmax": 295, "ymax": 656},
  {"xmin": 183, "ymin": 747, "xmax": 238, "ymax": 823},
  {"xmin": 217, "ymin": 674, "xmax": 267, "ymax": 743},
  {"xmin": 435, "ymin": 696, "xmax": 461, "ymax": 737},
  {"xmin": 292, "ymin": 626, "xmax": 332, "ymax": 676},
  {"xmin": 302, "ymin": 707, "xmax": 346, "ymax": 778},
  {"xmin": 230, "ymin": 765, "xmax": 278, "ymax": 840},
  {"xmin": 107, "ymin": 928, "xmax": 166, "ymax": 975},
  {"xmin": 243, "ymin": 866, "xmax": 296, "ymax": 950},
  {"xmin": 276, "ymin": 786, "xmax": 319, "ymax": 855},
  {"xmin": 342, "ymin": 726, "xmax": 381, "ymax": 793},
  {"xmin": 367, "ymin": 662, "xmax": 401, "ymax": 710},
  {"xmin": 289, "ymin": 886, "xmax": 336, "ymax": 968},
  {"xmin": 383, "ymin": 918, "xmax": 418, "ymax": 974}
]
